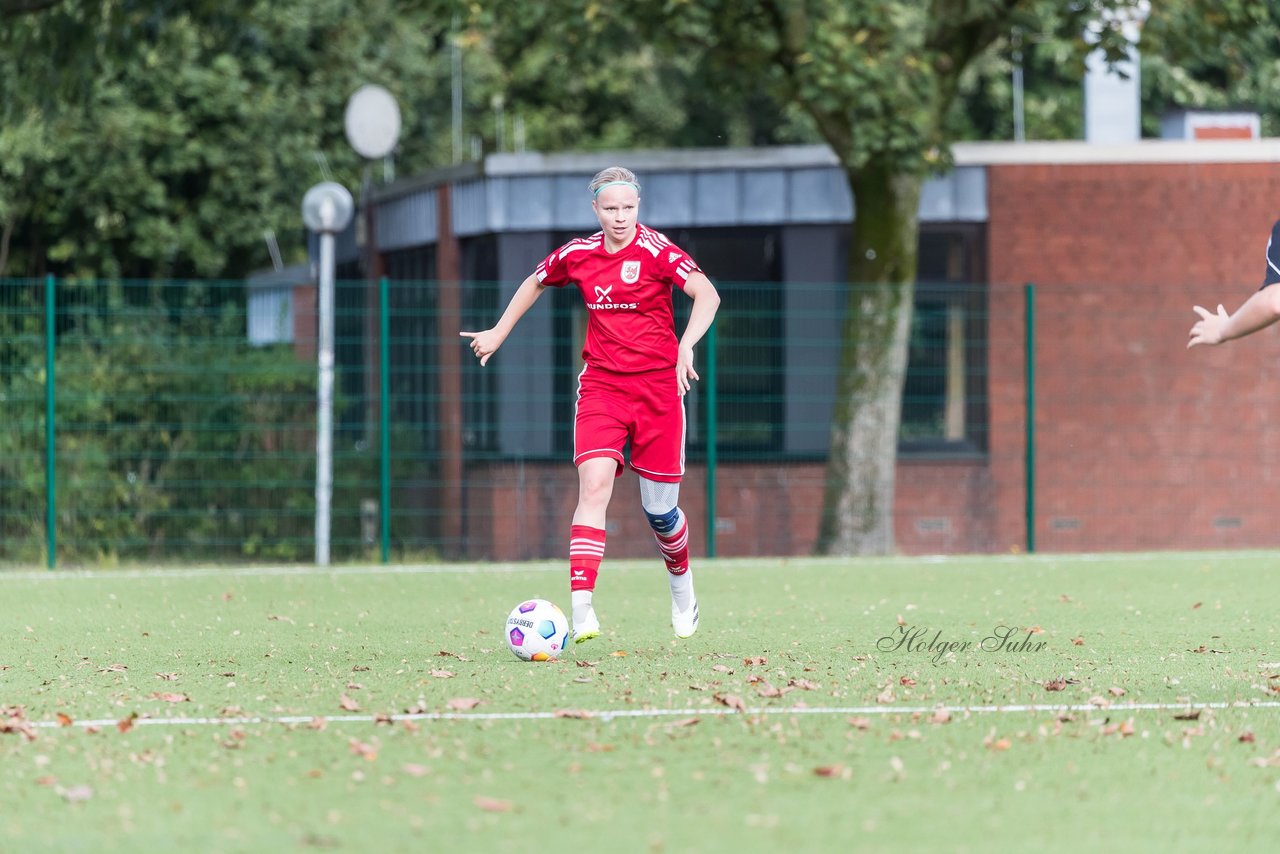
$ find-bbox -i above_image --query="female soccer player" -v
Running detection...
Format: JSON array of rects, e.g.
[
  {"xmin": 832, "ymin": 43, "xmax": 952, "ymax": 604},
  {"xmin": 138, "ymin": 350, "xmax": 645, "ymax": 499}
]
[{"xmin": 460, "ymin": 166, "xmax": 721, "ymax": 642}]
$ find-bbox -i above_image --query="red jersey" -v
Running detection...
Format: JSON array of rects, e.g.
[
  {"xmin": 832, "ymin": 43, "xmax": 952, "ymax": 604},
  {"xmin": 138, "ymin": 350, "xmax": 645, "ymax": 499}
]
[{"xmin": 535, "ymin": 224, "xmax": 702, "ymax": 374}]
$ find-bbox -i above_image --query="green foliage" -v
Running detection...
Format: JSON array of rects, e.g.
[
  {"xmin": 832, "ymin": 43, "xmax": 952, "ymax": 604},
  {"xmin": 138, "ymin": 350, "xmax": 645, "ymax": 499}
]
[
  {"xmin": 1, "ymin": 1, "xmax": 459, "ymax": 279},
  {"xmin": 0, "ymin": 279, "xmax": 387, "ymax": 563},
  {"xmin": 1141, "ymin": 0, "xmax": 1280, "ymax": 136}
]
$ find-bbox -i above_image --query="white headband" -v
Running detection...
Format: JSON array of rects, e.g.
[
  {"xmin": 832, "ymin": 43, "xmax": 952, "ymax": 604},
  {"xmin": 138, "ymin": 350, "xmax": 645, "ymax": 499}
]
[{"xmin": 592, "ymin": 180, "xmax": 640, "ymax": 198}]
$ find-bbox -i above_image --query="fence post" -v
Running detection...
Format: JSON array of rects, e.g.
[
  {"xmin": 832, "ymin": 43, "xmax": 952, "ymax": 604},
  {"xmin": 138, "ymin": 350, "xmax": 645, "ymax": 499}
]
[
  {"xmin": 379, "ymin": 276, "xmax": 391, "ymax": 564},
  {"xmin": 705, "ymin": 320, "xmax": 717, "ymax": 559},
  {"xmin": 1024, "ymin": 282, "xmax": 1036, "ymax": 554},
  {"xmin": 44, "ymin": 273, "xmax": 56, "ymax": 569}
]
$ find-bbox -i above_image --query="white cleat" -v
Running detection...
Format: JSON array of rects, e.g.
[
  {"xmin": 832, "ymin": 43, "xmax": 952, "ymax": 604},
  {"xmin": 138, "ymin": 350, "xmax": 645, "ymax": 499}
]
[
  {"xmin": 672, "ymin": 597, "xmax": 699, "ymax": 639},
  {"xmin": 573, "ymin": 607, "xmax": 600, "ymax": 644}
]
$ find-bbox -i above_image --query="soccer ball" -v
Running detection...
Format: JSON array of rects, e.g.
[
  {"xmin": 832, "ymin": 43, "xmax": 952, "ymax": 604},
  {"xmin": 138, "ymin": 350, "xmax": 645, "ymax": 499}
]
[{"xmin": 505, "ymin": 598, "xmax": 570, "ymax": 662}]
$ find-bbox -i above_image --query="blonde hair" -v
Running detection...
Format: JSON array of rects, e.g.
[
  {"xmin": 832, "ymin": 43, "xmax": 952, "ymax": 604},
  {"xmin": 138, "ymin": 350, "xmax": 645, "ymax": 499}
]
[{"xmin": 589, "ymin": 166, "xmax": 641, "ymax": 197}]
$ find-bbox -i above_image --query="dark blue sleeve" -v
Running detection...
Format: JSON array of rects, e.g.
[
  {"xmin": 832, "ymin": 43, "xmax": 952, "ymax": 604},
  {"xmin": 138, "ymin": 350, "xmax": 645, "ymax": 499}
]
[{"xmin": 1265, "ymin": 220, "xmax": 1280, "ymax": 288}]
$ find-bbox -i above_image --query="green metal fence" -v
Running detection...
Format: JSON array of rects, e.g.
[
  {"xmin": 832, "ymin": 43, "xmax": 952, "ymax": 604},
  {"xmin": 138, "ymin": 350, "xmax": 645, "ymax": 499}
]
[{"xmin": 2, "ymin": 275, "xmax": 1004, "ymax": 566}]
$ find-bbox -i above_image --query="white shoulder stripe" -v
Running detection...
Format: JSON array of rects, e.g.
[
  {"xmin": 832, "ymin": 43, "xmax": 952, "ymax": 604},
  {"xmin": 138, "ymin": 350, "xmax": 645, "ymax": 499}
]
[
  {"xmin": 560, "ymin": 241, "xmax": 601, "ymax": 259},
  {"xmin": 636, "ymin": 238, "xmax": 660, "ymax": 258}
]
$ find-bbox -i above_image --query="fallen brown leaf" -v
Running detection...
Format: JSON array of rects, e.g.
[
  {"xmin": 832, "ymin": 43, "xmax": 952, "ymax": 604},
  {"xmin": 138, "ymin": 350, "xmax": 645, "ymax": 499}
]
[
  {"xmin": 788, "ymin": 678, "xmax": 820, "ymax": 691},
  {"xmin": 98, "ymin": 664, "xmax": 128, "ymax": 673},
  {"xmin": 338, "ymin": 694, "xmax": 360, "ymax": 712},
  {"xmin": 1239, "ymin": 731, "xmax": 1256, "ymax": 743},
  {"xmin": 151, "ymin": 692, "xmax": 190, "ymax": 704},
  {"xmin": 155, "ymin": 672, "xmax": 180, "ymax": 681},
  {"xmin": 1173, "ymin": 710, "xmax": 1201, "ymax": 721},
  {"xmin": 1108, "ymin": 686, "xmax": 1126, "ymax": 697},
  {"xmin": 742, "ymin": 656, "xmax": 767, "ymax": 666},
  {"xmin": 929, "ymin": 708, "xmax": 952, "ymax": 725},
  {"xmin": 308, "ymin": 716, "xmax": 327, "ymax": 731},
  {"xmin": 668, "ymin": 717, "xmax": 701, "ymax": 728},
  {"xmin": 447, "ymin": 697, "xmax": 482, "ymax": 711},
  {"xmin": 0, "ymin": 719, "xmax": 37, "ymax": 741},
  {"xmin": 711, "ymin": 664, "xmax": 733, "ymax": 674},
  {"xmin": 876, "ymin": 685, "xmax": 896, "ymax": 704},
  {"xmin": 430, "ymin": 669, "xmax": 454, "ymax": 679},
  {"xmin": 847, "ymin": 716, "xmax": 872, "ymax": 731},
  {"xmin": 474, "ymin": 796, "xmax": 514, "ymax": 812},
  {"xmin": 348, "ymin": 738, "xmax": 377, "ymax": 760},
  {"xmin": 714, "ymin": 693, "xmax": 747, "ymax": 712},
  {"xmin": 116, "ymin": 713, "xmax": 138, "ymax": 734},
  {"xmin": 554, "ymin": 709, "xmax": 595, "ymax": 719},
  {"xmin": 1100, "ymin": 718, "xmax": 1136, "ymax": 737},
  {"xmin": 1044, "ymin": 679, "xmax": 1068, "ymax": 692},
  {"xmin": 575, "ymin": 660, "xmax": 597, "ymax": 668},
  {"xmin": 609, "ymin": 651, "xmax": 628, "ymax": 658},
  {"xmin": 402, "ymin": 763, "xmax": 429, "ymax": 777},
  {"xmin": 56, "ymin": 713, "xmax": 73, "ymax": 728},
  {"xmin": 1071, "ymin": 637, "xmax": 1085, "ymax": 646},
  {"xmin": 813, "ymin": 764, "xmax": 847, "ymax": 778}
]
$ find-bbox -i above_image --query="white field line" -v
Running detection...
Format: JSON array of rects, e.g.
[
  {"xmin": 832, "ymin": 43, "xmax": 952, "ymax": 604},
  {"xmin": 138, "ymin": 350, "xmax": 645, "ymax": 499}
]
[
  {"xmin": 3, "ymin": 548, "xmax": 1280, "ymax": 582},
  {"xmin": 24, "ymin": 700, "xmax": 1280, "ymax": 730}
]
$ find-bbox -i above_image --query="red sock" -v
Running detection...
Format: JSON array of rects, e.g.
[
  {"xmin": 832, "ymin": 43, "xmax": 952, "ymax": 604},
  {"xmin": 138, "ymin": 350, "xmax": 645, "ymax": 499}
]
[
  {"xmin": 654, "ymin": 510, "xmax": 689, "ymax": 575},
  {"xmin": 569, "ymin": 524, "xmax": 606, "ymax": 591}
]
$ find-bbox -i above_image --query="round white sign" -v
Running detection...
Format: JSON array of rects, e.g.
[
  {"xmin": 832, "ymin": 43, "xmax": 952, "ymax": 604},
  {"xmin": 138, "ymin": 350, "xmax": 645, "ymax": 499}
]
[{"xmin": 344, "ymin": 84, "xmax": 402, "ymax": 160}]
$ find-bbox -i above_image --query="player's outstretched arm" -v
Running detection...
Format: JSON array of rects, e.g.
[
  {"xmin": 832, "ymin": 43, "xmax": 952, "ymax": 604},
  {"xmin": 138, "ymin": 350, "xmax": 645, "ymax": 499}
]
[
  {"xmin": 676, "ymin": 272, "xmax": 721, "ymax": 395},
  {"xmin": 1188, "ymin": 285, "xmax": 1280, "ymax": 349},
  {"xmin": 460, "ymin": 274, "xmax": 545, "ymax": 366}
]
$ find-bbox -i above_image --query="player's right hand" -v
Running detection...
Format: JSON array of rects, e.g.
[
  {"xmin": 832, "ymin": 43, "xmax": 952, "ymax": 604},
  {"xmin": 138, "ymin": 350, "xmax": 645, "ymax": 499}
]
[{"xmin": 459, "ymin": 329, "xmax": 503, "ymax": 366}]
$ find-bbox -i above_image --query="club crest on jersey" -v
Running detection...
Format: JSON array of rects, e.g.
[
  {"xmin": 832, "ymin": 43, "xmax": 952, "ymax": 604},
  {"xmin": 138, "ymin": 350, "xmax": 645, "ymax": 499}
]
[{"xmin": 620, "ymin": 260, "xmax": 641, "ymax": 283}]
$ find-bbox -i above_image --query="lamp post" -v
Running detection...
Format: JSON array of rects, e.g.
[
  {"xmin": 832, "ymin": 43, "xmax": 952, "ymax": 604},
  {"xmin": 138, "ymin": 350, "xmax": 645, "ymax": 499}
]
[{"xmin": 302, "ymin": 181, "xmax": 354, "ymax": 566}]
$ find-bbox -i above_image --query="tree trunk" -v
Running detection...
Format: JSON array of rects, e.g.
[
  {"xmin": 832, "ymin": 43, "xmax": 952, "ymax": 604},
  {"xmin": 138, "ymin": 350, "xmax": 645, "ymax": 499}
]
[{"xmin": 816, "ymin": 160, "xmax": 922, "ymax": 556}]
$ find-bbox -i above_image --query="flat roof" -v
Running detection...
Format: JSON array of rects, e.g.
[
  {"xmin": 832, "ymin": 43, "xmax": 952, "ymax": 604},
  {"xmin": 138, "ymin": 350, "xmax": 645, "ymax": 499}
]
[{"xmin": 952, "ymin": 138, "xmax": 1280, "ymax": 165}]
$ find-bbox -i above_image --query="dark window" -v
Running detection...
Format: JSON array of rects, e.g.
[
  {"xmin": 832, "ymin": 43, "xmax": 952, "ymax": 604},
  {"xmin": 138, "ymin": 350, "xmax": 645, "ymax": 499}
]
[
  {"xmin": 460, "ymin": 236, "xmax": 499, "ymax": 453},
  {"xmin": 899, "ymin": 225, "xmax": 987, "ymax": 455}
]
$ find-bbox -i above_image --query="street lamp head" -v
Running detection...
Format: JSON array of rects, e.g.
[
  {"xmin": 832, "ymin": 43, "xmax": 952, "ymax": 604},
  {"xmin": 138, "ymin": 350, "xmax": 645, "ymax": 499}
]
[{"xmin": 302, "ymin": 182, "xmax": 355, "ymax": 234}]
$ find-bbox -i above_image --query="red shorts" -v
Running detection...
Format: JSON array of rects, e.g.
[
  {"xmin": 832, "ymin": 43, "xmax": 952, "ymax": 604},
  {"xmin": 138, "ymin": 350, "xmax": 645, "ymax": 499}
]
[{"xmin": 573, "ymin": 365, "xmax": 685, "ymax": 483}]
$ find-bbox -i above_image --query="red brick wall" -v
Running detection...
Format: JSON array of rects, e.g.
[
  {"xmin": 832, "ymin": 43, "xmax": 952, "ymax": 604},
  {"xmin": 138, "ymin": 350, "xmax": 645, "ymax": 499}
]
[{"xmin": 986, "ymin": 161, "xmax": 1280, "ymax": 551}]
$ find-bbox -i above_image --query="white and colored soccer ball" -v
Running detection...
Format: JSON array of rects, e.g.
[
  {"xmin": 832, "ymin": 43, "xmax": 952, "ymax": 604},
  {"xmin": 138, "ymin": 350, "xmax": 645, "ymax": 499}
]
[{"xmin": 505, "ymin": 599, "xmax": 570, "ymax": 662}]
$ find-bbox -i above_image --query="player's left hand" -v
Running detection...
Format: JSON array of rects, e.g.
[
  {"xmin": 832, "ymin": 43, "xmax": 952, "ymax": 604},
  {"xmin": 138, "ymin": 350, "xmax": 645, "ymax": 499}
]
[
  {"xmin": 1187, "ymin": 304, "xmax": 1228, "ymax": 348},
  {"xmin": 676, "ymin": 344, "xmax": 699, "ymax": 396}
]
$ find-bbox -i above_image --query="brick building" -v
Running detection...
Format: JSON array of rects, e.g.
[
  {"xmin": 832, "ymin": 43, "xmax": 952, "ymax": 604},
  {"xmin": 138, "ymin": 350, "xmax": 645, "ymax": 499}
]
[{"xmin": 312, "ymin": 139, "xmax": 1280, "ymax": 557}]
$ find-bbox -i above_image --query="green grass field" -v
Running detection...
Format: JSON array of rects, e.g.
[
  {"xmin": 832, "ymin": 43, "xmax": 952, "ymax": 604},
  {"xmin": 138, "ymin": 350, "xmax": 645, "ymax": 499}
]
[{"xmin": 2, "ymin": 553, "xmax": 1279, "ymax": 853}]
